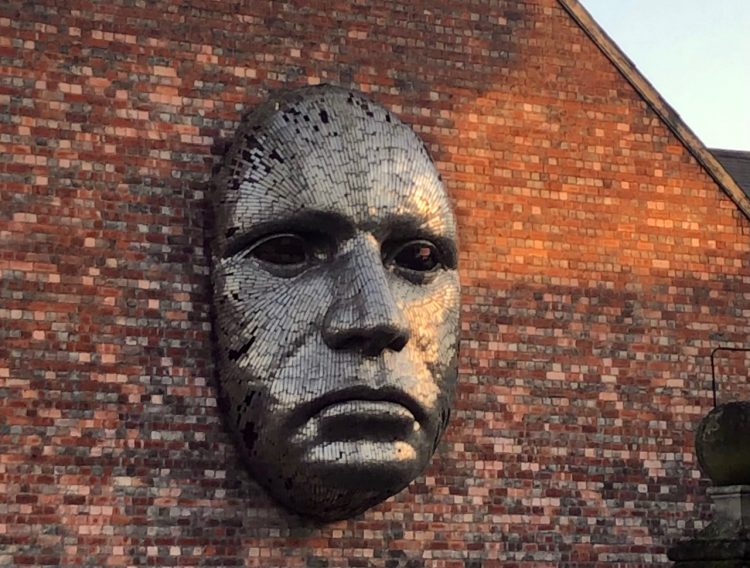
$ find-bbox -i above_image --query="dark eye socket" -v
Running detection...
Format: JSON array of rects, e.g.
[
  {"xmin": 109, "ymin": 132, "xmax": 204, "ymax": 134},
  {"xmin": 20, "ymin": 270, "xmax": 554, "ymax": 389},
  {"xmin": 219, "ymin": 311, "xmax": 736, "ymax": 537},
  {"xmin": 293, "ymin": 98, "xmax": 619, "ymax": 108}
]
[
  {"xmin": 241, "ymin": 232, "xmax": 331, "ymax": 273},
  {"xmin": 249, "ymin": 234, "xmax": 307, "ymax": 265},
  {"xmin": 387, "ymin": 240, "xmax": 443, "ymax": 275}
]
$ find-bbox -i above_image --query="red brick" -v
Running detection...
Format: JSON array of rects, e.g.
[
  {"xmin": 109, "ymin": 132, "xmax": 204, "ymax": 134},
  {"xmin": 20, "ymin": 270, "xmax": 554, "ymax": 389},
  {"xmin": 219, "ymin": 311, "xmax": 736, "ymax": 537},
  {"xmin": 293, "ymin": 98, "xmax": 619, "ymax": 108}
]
[{"xmin": 1, "ymin": 0, "xmax": 744, "ymax": 566}]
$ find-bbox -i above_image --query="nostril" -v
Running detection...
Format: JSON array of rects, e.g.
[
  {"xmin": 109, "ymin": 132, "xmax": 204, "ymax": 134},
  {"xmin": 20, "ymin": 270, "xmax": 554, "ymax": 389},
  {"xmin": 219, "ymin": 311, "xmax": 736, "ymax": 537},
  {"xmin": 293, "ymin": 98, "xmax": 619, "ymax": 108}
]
[
  {"xmin": 332, "ymin": 334, "xmax": 366, "ymax": 352},
  {"xmin": 361, "ymin": 331, "xmax": 408, "ymax": 357},
  {"xmin": 326, "ymin": 325, "xmax": 410, "ymax": 356},
  {"xmin": 388, "ymin": 333, "xmax": 408, "ymax": 353}
]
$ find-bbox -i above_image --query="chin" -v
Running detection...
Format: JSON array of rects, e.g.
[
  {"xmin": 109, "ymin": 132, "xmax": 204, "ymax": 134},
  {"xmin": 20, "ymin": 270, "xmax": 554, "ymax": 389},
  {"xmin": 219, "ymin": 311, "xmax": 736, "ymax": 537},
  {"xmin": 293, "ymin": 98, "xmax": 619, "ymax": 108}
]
[
  {"xmin": 303, "ymin": 439, "xmax": 425, "ymax": 486},
  {"xmin": 251, "ymin": 440, "xmax": 431, "ymax": 522}
]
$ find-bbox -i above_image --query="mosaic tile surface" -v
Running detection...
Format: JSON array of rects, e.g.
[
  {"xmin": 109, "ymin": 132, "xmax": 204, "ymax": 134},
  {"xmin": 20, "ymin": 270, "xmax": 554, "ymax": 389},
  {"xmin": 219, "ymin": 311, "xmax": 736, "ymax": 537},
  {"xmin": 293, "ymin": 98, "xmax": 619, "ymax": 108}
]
[{"xmin": 210, "ymin": 85, "xmax": 460, "ymax": 520}]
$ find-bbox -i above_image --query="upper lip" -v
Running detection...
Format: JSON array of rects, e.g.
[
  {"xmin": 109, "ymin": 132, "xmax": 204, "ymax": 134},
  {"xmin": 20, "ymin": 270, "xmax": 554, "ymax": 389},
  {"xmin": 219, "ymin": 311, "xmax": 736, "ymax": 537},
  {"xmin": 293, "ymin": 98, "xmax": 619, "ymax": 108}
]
[{"xmin": 291, "ymin": 385, "xmax": 428, "ymax": 428}]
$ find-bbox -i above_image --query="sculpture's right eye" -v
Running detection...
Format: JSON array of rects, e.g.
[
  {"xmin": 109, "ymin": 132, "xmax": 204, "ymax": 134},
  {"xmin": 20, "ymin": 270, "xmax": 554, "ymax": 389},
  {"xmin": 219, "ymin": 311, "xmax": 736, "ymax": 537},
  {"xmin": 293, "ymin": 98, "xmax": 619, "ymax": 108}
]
[
  {"xmin": 249, "ymin": 234, "xmax": 308, "ymax": 265},
  {"xmin": 240, "ymin": 233, "xmax": 332, "ymax": 275}
]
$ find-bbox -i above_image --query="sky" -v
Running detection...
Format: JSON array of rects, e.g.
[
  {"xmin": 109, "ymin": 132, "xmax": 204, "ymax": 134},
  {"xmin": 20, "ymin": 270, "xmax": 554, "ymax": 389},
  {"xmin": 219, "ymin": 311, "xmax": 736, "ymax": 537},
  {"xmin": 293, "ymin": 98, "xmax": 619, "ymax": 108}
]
[{"xmin": 581, "ymin": 0, "xmax": 750, "ymax": 151}]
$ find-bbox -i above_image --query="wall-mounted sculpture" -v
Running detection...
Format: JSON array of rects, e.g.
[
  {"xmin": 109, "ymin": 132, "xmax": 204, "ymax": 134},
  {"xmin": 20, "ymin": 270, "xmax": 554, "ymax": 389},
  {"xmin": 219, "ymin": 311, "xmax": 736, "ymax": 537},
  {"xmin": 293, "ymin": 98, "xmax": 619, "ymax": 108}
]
[{"xmin": 209, "ymin": 85, "xmax": 460, "ymax": 521}]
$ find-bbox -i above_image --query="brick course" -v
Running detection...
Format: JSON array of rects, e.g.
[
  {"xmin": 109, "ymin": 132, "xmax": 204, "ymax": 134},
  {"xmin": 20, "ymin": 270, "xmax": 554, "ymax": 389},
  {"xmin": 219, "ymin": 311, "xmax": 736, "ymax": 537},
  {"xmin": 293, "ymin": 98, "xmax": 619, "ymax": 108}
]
[{"xmin": 1, "ymin": 0, "xmax": 749, "ymax": 566}]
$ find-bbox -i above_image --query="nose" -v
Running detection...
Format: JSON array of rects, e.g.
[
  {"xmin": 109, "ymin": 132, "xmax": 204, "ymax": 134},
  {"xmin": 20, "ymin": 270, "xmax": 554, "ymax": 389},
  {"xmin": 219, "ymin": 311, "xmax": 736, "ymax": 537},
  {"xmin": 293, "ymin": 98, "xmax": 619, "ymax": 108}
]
[{"xmin": 323, "ymin": 235, "xmax": 410, "ymax": 357}]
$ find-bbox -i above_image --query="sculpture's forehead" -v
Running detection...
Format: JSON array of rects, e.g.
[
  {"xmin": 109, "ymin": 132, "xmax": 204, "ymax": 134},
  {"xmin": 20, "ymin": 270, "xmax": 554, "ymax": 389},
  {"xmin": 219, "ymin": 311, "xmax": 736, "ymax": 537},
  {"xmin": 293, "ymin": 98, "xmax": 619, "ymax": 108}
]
[{"xmin": 216, "ymin": 90, "xmax": 456, "ymax": 240}]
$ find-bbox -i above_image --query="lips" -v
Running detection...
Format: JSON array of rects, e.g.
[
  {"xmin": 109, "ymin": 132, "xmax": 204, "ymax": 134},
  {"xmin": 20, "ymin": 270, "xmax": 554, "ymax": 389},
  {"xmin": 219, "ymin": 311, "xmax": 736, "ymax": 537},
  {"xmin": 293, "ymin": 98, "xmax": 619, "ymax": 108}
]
[
  {"xmin": 316, "ymin": 400, "xmax": 420, "ymax": 440},
  {"xmin": 319, "ymin": 386, "xmax": 424, "ymax": 420},
  {"xmin": 288, "ymin": 385, "xmax": 429, "ymax": 434}
]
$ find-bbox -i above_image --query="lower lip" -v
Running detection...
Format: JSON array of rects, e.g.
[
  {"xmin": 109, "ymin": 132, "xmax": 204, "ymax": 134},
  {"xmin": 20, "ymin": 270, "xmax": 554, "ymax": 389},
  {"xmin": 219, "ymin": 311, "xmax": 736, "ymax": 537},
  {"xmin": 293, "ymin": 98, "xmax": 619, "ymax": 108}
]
[{"xmin": 318, "ymin": 400, "xmax": 416, "ymax": 421}]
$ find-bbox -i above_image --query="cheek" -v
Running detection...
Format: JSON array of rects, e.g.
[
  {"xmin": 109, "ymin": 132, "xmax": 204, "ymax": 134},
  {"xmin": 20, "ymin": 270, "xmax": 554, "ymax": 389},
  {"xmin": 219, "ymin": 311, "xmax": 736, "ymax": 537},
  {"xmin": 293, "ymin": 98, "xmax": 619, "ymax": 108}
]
[
  {"xmin": 401, "ymin": 274, "xmax": 460, "ymax": 366},
  {"xmin": 213, "ymin": 263, "xmax": 331, "ymax": 375},
  {"xmin": 213, "ymin": 265, "xmax": 333, "ymax": 435}
]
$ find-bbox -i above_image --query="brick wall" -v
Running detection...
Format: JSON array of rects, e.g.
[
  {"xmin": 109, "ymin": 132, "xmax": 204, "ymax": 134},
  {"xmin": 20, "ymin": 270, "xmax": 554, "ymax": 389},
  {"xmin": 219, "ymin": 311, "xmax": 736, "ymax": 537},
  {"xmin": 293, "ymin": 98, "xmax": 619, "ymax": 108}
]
[{"xmin": 2, "ymin": 0, "xmax": 749, "ymax": 566}]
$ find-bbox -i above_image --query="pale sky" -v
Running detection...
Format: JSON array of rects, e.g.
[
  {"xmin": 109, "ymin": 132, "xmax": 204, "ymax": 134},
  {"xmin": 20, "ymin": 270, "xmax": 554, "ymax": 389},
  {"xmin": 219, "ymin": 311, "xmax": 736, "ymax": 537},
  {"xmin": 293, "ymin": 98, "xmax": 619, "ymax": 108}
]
[{"xmin": 581, "ymin": 0, "xmax": 750, "ymax": 151}]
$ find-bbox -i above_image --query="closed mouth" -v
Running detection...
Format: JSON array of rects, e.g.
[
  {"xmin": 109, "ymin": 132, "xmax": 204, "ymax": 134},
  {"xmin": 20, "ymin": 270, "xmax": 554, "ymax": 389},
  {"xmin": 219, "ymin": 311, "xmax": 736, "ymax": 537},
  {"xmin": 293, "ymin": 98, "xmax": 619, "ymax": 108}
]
[
  {"xmin": 316, "ymin": 400, "xmax": 419, "ymax": 440},
  {"xmin": 291, "ymin": 385, "xmax": 428, "ymax": 429}
]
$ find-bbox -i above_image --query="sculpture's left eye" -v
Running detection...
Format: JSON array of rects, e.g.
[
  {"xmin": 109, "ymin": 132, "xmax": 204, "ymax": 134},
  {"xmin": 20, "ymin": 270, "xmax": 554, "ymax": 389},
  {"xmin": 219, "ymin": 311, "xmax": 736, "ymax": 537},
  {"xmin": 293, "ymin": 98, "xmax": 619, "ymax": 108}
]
[
  {"xmin": 242, "ymin": 233, "xmax": 331, "ymax": 275},
  {"xmin": 385, "ymin": 239, "xmax": 443, "ymax": 281}
]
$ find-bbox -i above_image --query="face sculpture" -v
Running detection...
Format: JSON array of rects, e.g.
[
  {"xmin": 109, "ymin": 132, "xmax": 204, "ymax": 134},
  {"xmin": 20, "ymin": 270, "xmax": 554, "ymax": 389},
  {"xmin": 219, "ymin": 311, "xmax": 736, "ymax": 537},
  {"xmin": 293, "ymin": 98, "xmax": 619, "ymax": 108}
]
[{"xmin": 210, "ymin": 85, "xmax": 460, "ymax": 521}]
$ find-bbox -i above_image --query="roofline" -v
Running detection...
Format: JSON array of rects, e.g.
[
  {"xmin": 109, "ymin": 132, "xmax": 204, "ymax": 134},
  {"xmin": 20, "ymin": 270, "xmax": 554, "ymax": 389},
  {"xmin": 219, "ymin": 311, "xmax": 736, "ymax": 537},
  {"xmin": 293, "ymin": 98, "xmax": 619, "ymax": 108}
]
[
  {"xmin": 710, "ymin": 148, "xmax": 750, "ymax": 159},
  {"xmin": 557, "ymin": 0, "xmax": 750, "ymax": 222}
]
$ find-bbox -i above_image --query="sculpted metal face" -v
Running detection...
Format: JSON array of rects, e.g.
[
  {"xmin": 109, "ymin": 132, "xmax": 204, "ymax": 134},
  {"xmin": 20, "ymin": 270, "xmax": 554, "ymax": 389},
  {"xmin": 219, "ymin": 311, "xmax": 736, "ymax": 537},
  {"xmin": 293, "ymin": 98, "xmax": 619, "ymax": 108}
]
[{"xmin": 210, "ymin": 85, "xmax": 459, "ymax": 521}]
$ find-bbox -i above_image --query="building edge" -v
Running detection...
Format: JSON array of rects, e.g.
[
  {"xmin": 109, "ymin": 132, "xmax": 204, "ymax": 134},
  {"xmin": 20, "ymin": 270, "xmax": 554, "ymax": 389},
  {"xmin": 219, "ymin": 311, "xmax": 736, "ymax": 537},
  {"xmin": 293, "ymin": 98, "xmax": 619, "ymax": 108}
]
[{"xmin": 558, "ymin": 0, "xmax": 750, "ymax": 223}]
